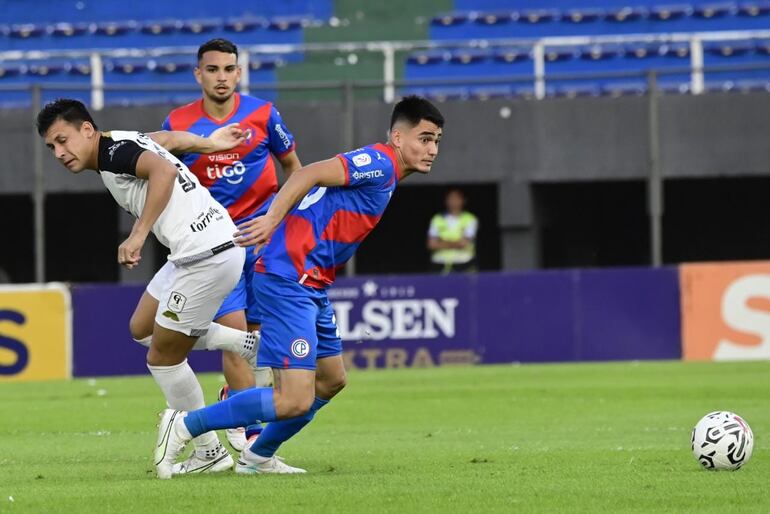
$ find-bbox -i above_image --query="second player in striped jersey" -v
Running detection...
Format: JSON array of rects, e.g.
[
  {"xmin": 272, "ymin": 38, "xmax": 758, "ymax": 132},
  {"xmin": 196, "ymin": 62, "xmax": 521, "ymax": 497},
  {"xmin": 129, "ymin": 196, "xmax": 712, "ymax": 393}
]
[{"xmin": 162, "ymin": 38, "xmax": 302, "ymax": 462}]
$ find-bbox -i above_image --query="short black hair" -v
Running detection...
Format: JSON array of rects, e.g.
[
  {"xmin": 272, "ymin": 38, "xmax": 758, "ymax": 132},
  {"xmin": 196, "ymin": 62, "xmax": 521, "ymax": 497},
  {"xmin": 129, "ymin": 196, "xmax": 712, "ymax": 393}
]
[
  {"xmin": 36, "ymin": 98, "xmax": 97, "ymax": 136},
  {"xmin": 390, "ymin": 95, "xmax": 444, "ymax": 130},
  {"xmin": 197, "ymin": 38, "xmax": 238, "ymax": 62}
]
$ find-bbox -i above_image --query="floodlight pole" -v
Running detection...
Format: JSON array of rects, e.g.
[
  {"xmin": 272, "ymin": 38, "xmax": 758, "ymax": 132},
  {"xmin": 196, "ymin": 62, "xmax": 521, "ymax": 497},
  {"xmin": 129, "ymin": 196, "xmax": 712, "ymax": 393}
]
[
  {"xmin": 647, "ymin": 71, "xmax": 663, "ymax": 267},
  {"xmin": 90, "ymin": 52, "xmax": 104, "ymax": 111},
  {"xmin": 342, "ymin": 80, "xmax": 357, "ymax": 276},
  {"xmin": 32, "ymin": 85, "xmax": 45, "ymax": 283},
  {"xmin": 382, "ymin": 43, "xmax": 395, "ymax": 103}
]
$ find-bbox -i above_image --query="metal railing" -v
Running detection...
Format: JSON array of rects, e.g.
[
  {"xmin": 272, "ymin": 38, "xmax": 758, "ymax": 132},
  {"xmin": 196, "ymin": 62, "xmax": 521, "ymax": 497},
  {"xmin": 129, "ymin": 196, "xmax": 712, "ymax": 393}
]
[{"xmin": 5, "ymin": 29, "xmax": 770, "ymax": 105}]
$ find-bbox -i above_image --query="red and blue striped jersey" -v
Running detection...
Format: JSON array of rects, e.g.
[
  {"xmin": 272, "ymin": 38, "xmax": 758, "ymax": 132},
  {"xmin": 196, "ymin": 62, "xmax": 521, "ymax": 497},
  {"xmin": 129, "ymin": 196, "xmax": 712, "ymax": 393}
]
[
  {"xmin": 162, "ymin": 93, "xmax": 296, "ymax": 222},
  {"xmin": 255, "ymin": 143, "xmax": 401, "ymax": 289}
]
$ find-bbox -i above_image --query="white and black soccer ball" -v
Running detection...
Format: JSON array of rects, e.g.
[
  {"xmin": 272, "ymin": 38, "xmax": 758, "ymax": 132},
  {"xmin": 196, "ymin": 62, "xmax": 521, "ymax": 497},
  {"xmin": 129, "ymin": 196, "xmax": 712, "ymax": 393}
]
[{"xmin": 691, "ymin": 411, "xmax": 754, "ymax": 470}]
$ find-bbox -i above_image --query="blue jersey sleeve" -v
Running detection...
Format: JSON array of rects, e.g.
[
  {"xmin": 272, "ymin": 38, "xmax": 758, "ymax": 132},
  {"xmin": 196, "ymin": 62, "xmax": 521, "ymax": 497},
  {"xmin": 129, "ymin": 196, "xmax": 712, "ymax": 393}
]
[
  {"xmin": 337, "ymin": 147, "xmax": 395, "ymax": 189},
  {"xmin": 161, "ymin": 116, "xmax": 171, "ymax": 131},
  {"xmin": 267, "ymin": 105, "xmax": 295, "ymax": 157}
]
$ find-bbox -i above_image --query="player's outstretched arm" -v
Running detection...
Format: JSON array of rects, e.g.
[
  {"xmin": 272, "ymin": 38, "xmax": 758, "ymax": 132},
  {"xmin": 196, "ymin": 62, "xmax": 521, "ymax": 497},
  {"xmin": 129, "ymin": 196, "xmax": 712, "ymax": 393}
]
[
  {"xmin": 234, "ymin": 157, "xmax": 346, "ymax": 250},
  {"xmin": 117, "ymin": 152, "xmax": 177, "ymax": 269},
  {"xmin": 148, "ymin": 123, "xmax": 250, "ymax": 155}
]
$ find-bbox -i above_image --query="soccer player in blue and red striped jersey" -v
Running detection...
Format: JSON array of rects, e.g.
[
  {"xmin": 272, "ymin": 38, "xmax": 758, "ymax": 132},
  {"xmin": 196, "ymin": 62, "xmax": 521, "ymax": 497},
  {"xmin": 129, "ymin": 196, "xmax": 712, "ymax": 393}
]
[
  {"xmin": 155, "ymin": 96, "xmax": 444, "ymax": 477},
  {"xmin": 158, "ymin": 39, "xmax": 301, "ymax": 465}
]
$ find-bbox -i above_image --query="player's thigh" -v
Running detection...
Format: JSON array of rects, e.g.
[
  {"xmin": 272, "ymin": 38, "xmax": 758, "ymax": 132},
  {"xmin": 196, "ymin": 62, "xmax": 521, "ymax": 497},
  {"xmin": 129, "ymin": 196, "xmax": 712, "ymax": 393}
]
[
  {"xmin": 243, "ymin": 245, "xmax": 264, "ymax": 326},
  {"xmin": 214, "ymin": 266, "xmax": 248, "ymax": 323},
  {"xmin": 153, "ymin": 248, "xmax": 244, "ymax": 339},
  {"xmin": 252, "ymin": 273, "xmax": 319, "ymax": 371},
  {"xmin": 271, "ymin": 368, "xmax": 316, "ymax": 418},
  {"xmin": 129, "ymin": 291, "xmax": 159, "ymax": 340},
  {"xmin": 129, "ymin": 262, "xmax": 173, "ymax": 339},
  {"xmin": 315, "ymin": 355, "xmax": 347, "ymax": 400}
]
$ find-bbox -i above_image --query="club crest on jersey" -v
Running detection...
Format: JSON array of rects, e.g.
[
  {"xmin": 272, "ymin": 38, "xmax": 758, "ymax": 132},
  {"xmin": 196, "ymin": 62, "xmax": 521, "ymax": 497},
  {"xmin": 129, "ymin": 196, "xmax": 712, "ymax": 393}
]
[
  {"xmin": 167, "ymin": 291, "xmax": 187, "ymax": 313},
  {"xmin": 291, "ymin": 338, "xmax": 310, "ymax": 358},
  {"xmin": 352, "ymin": 153, "xmax": 372, "ymax": 167}
]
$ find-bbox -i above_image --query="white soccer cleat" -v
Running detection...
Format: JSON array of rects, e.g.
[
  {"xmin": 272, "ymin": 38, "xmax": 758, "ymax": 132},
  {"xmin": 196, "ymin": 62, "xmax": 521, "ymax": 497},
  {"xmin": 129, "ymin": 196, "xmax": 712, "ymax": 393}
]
[
  {"xmin": 235, "ymin": 449, "xmax": 306, "ymax": 475},
  {"xmin": 154, "ymin": 409, "xmax": 192, "ymax": 479},
  {"xmin": 172, "ymin": 443, "xmax": 234, "ymax": 475},
  {"xmin": 225, "ymin": 427, "xmax": 247, "ymax": 452},
  {"xmin": 217, "ymin": 386, "xmax": 247, "ymax": 451}
]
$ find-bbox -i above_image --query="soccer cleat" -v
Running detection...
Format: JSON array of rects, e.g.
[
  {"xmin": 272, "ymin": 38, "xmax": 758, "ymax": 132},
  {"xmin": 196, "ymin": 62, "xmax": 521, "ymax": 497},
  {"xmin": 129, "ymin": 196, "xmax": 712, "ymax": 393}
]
[
  {"xmin": 218, "ymin": 386, "xmax": 247, "ymax": 451},
  {"xmin": 244, "ymin": 434, "xmax": 285, "ymax": 462},
  {"xmin": 154, "ymin": 409, "xmax": 192, "ymax": 479},
  {"xmin": 172, "ymin": 443, "xmax": 234, "ymax": 475},
  {"xmin": 235, "ymin": 449, "xmax": 306, "ymax": 475}
]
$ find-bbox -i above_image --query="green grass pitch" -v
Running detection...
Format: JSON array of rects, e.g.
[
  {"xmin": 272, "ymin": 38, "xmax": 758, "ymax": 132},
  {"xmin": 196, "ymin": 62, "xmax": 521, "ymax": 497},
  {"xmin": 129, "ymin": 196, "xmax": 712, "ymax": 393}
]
[{"xmin": 1, "ymin": 361, "xmax": 769, "ymax": 513}]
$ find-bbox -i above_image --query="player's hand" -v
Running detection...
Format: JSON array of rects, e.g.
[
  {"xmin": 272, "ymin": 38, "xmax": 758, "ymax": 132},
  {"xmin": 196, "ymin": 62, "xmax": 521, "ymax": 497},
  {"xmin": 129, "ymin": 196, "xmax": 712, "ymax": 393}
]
[
  {"xmin": 233, "ymin": 214, "xmax": 279, "ymax": 254},
  {"xmin": 118, "ymin": 233, "xmax": 146, "ymax": 270},
  {"xmin": 209, "ymin": 123, "xmax": 252, "ymax": 151}
]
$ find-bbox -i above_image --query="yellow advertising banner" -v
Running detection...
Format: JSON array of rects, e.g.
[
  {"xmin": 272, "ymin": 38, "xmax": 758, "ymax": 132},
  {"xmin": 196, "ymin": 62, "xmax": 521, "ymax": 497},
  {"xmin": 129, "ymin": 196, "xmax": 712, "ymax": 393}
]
[
  {"xmin": 0, "ymin": 284, "xmax": 71, "ymax": 381},
  {"xmin": 681, "ymin": 261, "xmax": 770, "ymax": 361}
]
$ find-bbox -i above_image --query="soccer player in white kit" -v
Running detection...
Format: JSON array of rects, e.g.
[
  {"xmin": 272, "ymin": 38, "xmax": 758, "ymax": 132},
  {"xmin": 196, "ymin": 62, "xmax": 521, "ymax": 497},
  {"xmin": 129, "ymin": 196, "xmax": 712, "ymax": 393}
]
[{"xmin": 37, "ymin": 98, "xmax": 256, "ymax": 474}]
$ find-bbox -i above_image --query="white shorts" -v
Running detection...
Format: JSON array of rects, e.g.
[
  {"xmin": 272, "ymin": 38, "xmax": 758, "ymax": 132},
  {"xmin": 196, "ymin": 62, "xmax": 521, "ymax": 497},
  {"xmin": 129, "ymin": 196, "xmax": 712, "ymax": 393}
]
[{"xmin": 146, "ymin": 246, "xmax": 245, "ymax": 337}]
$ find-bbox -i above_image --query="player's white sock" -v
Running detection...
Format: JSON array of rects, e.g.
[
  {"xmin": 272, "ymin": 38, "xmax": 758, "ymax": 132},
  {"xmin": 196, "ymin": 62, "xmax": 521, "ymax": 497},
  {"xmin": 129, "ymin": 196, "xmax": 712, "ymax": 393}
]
[
  {"xmin": 254, "ymin": 367, "xmax": 273, "ymax": 387},
  {"xmin": 147, "ymin": 359, "xmax": 219, "ymax": 454},
  {"xmin": 133, "ymin": 336, "xmax": 152, "ymax": 348},
  {"xmin": 193, "ymin": 323, "xmax": 257, "ymax": 353}
]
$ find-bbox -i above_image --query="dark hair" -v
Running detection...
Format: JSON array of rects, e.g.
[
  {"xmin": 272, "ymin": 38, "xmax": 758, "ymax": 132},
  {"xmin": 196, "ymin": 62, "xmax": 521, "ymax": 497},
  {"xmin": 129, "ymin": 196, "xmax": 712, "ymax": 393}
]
[
  {"xmin": 36, "ymin": 98, "xmax": 97, "ymax": 136},
  {"xmin": 390, "ymin": 95, "xmax": 445, "ymax": 130},
  {"xmin": 446, "ymin": 187, "xmax": 465, "ymax": 199},
  {"xmin": 197, "ymin": 38, "xmax": 238, "ymax": 61}
]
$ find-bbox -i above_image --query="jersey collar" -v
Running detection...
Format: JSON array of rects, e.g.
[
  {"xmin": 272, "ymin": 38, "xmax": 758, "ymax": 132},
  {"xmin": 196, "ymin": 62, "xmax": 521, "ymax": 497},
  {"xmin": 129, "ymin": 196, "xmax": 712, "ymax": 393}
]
[
  {"xmin": 373, "ymin": 142, "xmax": 402, "ymax": 182},
  {"xmin": 199, "ymin": 92, "xmax": 241, "ymax": 124}
]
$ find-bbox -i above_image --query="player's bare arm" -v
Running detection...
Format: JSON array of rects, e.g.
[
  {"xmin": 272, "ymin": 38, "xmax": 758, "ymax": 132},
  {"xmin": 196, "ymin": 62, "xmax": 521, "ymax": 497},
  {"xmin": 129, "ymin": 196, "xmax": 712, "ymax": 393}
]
[
  {"xmin": 233, "ymin": 157, "xmax": 346, "ymax": 250},
  {"xmin": 148, "ymin": 123, "xmax": 250, "ymax": 155},
  {"xmin": 277, "ymin": 150, "xmax": 302, "ymax": 179},
  {"xmin": 117, "ymin": 152, "xmax": 177, "ymax": 269},
  {"xmin": 428, "ymin": 237, "xmax": 470, "ymax": 251}
]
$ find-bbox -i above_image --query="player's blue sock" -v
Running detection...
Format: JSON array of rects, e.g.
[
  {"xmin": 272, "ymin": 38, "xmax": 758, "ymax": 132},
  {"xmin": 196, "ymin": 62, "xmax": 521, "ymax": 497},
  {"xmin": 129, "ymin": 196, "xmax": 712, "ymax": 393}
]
[
  {"xmin": 228, "ymin": 388, "xmax": 264, "ymax": 438},
  {"xmin": 250, "ymin": 396, "xmax": 329, "ymax": 458},
  {"xmin": 184, "ymin": 387, "xmax": 276, "ymax": 437}
]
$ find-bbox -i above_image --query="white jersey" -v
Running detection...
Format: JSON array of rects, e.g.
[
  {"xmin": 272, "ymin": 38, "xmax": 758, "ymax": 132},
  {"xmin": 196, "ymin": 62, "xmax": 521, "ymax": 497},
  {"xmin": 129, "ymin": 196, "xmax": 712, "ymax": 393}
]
[{"xmin": 97, "ymin": 130, "xmax": 237, "ymax": 265}]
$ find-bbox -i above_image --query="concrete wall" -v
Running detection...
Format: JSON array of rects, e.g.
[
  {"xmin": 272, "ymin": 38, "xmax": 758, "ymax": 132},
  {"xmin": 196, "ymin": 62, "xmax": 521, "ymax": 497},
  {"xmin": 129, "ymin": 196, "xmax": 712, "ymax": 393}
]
[{"xmin": 8, "ymin": 92, "xmax": 770, "ymax": 272}]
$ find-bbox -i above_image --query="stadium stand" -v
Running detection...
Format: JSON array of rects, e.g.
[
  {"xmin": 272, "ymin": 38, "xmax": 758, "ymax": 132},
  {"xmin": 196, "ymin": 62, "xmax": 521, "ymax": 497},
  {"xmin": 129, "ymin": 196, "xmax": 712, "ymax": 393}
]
[
  {"xmin": 404, "ymin": 0, "xmax": 770, "ymax": 99},
  {"xmin": 3, "ymin": 0, "xmax": 770, "ymax": 106},
  {"xmin": 0, "ymin": 0, "xmax": 329, "ymax": 106}
]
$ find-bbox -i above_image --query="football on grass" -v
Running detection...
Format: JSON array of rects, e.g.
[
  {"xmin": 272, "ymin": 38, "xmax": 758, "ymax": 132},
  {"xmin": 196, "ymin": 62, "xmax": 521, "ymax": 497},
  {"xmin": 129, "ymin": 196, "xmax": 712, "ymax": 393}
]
[{"xmin": 691, "ymin": 411, "xmax": 753, "ymax": 470}]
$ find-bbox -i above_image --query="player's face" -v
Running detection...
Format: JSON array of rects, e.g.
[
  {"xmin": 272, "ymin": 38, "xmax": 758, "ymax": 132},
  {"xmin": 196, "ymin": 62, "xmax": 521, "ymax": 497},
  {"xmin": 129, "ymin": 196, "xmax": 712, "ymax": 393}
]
[
  {"xmin": 395, "ymin": 119, "xmax": 442, "ymax": 174},
  {"xmin": 195, "ymin": 51, "xmax": 241, "ymax": 103},
  {"xmin": 43, "ymin": 119, "xmax": 96, "ymax": 173}
]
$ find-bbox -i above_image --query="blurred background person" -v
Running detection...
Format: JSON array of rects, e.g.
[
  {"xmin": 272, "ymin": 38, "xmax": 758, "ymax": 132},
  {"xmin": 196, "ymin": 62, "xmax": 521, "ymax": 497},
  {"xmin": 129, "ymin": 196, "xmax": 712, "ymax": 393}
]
[{"xmin": 427, "ymin": 188, "xmax": 478, "ymax": 274}]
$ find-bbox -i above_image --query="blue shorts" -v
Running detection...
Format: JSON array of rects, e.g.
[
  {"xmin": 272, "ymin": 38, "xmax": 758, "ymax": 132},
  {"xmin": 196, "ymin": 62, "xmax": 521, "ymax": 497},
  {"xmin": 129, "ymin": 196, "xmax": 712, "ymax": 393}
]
[
  {"xmin": 252, "ymin": 272, "xmax": 342, "ymax": 370},
  {"xmin": 215, "ymin": 245, "xmax": 262, "ymax": 324}
]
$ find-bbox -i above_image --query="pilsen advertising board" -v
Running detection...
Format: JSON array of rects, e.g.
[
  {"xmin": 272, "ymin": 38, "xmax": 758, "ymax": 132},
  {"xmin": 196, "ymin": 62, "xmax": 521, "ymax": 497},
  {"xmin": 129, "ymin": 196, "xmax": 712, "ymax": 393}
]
[{"xmin": 68, "ymin": 269, "xmax": 680, "ymax": 377}]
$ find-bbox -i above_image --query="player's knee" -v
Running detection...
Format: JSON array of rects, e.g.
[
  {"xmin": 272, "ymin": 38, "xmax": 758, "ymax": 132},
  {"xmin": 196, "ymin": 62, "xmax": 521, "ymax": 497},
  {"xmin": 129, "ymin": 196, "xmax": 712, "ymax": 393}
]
[
  {"xmin": 324, "ymin": 371, "xmax": 347, "ymax": 397},
  {"xmin": 274, "ymin": 393, "xmax": 314, "ymax": 419}
]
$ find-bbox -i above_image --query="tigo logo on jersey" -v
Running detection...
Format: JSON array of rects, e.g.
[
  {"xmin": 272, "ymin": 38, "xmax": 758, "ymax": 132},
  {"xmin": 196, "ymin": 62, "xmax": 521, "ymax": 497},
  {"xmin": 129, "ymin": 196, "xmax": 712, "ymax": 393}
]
[
  {"xmin": 352, "ymin": 153, "xmax": 372, "ymax": 167},
  {"xmin": 291, "ymin": 338, "xmax": 310, "ymax": 358},
  {"xmin": 681, "ymin": 261, "xmax": 770, "ymax": 361},
  {"xmin": 206, "ymin": 161, "xmax": 246, "ymax": 185}
]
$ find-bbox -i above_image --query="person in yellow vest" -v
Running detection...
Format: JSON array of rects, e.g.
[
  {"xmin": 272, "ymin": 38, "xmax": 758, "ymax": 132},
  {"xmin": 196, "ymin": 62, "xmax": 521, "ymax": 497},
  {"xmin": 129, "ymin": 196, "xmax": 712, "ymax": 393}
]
[{"xmin": 427, "ymin": 188, "xmax": 478, "ymax": 273}]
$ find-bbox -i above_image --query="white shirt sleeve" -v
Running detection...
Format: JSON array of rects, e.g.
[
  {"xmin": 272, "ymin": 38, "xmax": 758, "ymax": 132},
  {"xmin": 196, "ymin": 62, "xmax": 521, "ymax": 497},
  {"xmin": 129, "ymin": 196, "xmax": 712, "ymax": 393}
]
[{"xmin": 463, "ymin": 217, "xmax": 478, "ymax": 239}]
